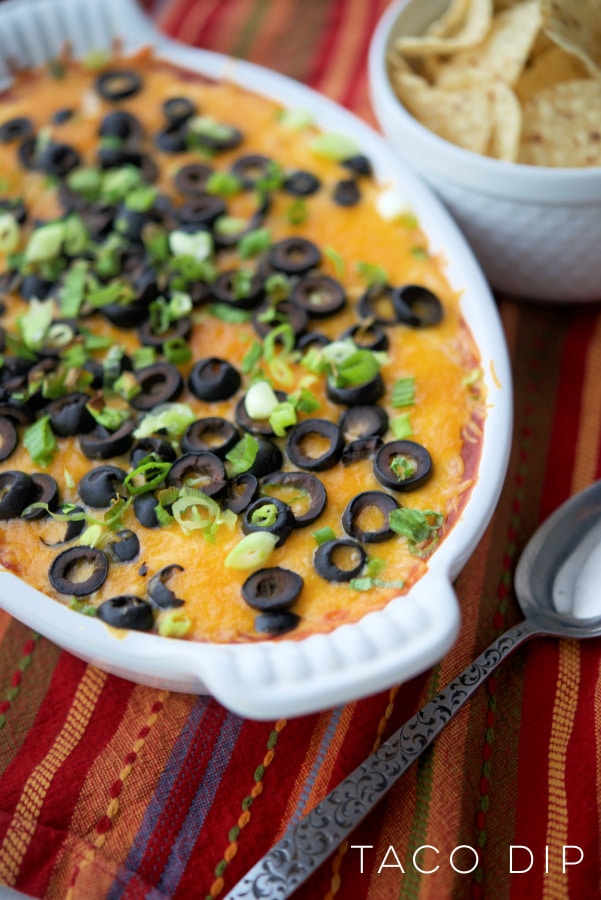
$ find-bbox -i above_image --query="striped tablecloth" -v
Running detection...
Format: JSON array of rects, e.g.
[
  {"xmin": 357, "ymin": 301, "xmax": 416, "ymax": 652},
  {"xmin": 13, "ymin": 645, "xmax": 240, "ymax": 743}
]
[{"xmin": 1, "ymin": 2, "xmax": 601, "ymax": 898}]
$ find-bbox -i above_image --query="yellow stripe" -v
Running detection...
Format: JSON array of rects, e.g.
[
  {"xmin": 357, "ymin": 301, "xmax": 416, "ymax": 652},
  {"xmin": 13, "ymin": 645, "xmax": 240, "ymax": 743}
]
[
  {"xmin": 571, "ymin": 316, "xmax": 601, "ymax": 493},
  {"xmin": 317, "ymin": 0, "xmax": 370, "ymax": 103},
  {"xmin": 0, "ymin": 666, "xmax": 106, "ymax": 886},
  {"xmin": 542, "ymin": 641, "xmax": 580, "ymax": 900}
]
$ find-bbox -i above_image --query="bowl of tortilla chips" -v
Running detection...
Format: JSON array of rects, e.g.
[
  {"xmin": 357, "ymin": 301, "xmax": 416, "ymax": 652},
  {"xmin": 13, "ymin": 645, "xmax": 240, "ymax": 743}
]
[{"xmin": 369, "ymin": 0, "xmax": 601, "ymax": 301}]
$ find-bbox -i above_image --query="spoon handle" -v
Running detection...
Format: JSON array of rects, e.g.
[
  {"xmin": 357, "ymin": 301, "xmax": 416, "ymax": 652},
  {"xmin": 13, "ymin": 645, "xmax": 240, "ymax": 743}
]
[{"xmin": 224, "ymin": 618, "xmax": 540, "ymax": 900}]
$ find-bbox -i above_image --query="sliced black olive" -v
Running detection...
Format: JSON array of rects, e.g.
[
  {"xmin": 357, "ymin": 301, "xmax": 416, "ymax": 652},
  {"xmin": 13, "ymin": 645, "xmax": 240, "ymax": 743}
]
[
  {"xmin": 177, "ymin": 196, "xmax": 225, "ymax": 228},
  {"xmin": 252, "ymin": 300, "xmax": 308, "ymax": 342},
  {"xmin": 341, "ymin": 154, "xmax": 373, "ymax": 177},
  {"xmin": 0, "ymin": 117, "xmax": 33, "ymax": 144},
  {"xmin": 286, "ymin": 419, "xmax": 343, "ymax": 472},
  {"xmin": 181, "ymin": 417, "xmax": 239, "ymax": 458},
  {"xmin": 133, "ymin": 493, "xmax": 160, "ymax": 529},
  {"xmin": 41, "ymin": 503, "xmax": 86, "ymax": 546},
  {"xmin": 137, "ymin": 316, "xmax": 192, "ymax": 350},
  {"xmin": 17, "ymin": 137, "xmax": 39, "ymax": 171},
  {"xmin": 339, "ymin": 405, "xmax": 388, "ymax": 441},
  {"xmin": 148, "ymin": 564, "xmax": 185, "ymax": 609},
  {"xmin": 48, "ymin": 392, "xmax": 96, "ymax": 437},
  {"xmin": 268, "ymin": 237, "xmax": 321, "ymax": 275},
  {"xmin": 21, "ymin": 474, "xmax": 59, "ymax": 520},
  {"xmin": 188, "ymin": 357, "xmax": 241, "ymax": 402},
  {"xmin": 163, "ymin": 96, "xmax": 197, "ymax": 125},
  {"xmin": 0, "ymin": 471, "xmax": 34, "ymax": 519},
  {"xmin": 392, "ymin": 285, "xmax": 443, "ymax": 327},
  {"xmin": 290, "ymin": 275, "xmax": 346, "ymax": 319},
  {"xmin": 20, "ymin": 273, "xmax": 54, "ymax": 301},
  {"xmin": 81, "ymin": 201, "xmax": 116, "ymax": 240},
  {"xmin": 246, "ymin": 438, "xmax": 283, "ymax": 478},
  {"xmin": 102, "ymin": 300, "xmax": 149, "ymax": 329},
  {"xmin": 78, "ymin": 465, "xmax": 127, "ymax": 508},
  {"xmin": 261, "ymin": 470, "xmax": 327, "ymax": 527},
  {"xmin": 49, "ymin": 546, "xmax": 109, "ymax": 596},
  {"xmin": 314, "ymin": 538, "xmax": 367, "ymax": 582},
  {"xmin": 342, "ymin": 322, "xmax": 388, "ymax": 352},
  {"xmin": 242, "ymin": 567, "xmax": 303, "ymax": 610},
  {"xmin": 357, "ymin": 283, "xmax": 398, "ymax": 326},
  {"xmin": 0, "ymin": 198, "xmax": 27, "ymax": 225},
  {"xmin": 192, "ymin": 123, "xmax": 242, "ymax": 153},
  {"xmin": 52, "ymin": 108, "xmax": 74, "ymax": 125},
  {"xmin": 131, "ymin": 363, "xmax": 184, "ymax": 411},
  {"xmin": 223, "ymin": 472, "xmax": 259, "ymax": 514},
  {"xmin": 234, "ymin": 390, "xmax": 287, "ymax": 437},
  {"xmin": 154, "ymin": 121, "xmax": 190, "ymax": 154},
  {"xmin": 341, "ymin": 436, "xmax": 383, "ymax": 466},
  {"xmin": 38, "ymin": 142, "xmax": 81, "ymax": 178},
  {"xmin": 326, "ymin": 373, "xmax": 384, "ymax": 407},
  {"xmin": 230, "ymin": 154, "xmax": 273, "ymax": 188},
  {"xmin": 133, "ymin": 266, "xmax": 160, "ymax": 306},
  {"xmin": 99, "ymin": 110, "xmax": 143, "ymax": 141},
  {"xmin": 83, "ymin": 359, "xmax": 105, "ymax": 390},
  {"xmin": 341, "ymin": 490, "xmax": 400, "ymax": 543},
  {"xmin": 374, "ymin": 440, "xmax": 433, "ymax": 492},
  {"xmin": 107, "ymin": 529, "xmax": 140, "ymax": 562},
  {"xmin": 95, "ymin": 69, "xmax": 143, "ymax": 102},
  {"xmin": 166, "ymin": 452, "xmax": 226, "ymax": 497},
  {"xmin": 254, "ymin": 610, "xmax": 301, "ymax": 636},
  {"xmin": 174, "ymin": 163, "xmax": 213, "ymax": 196},
  {"xmin": 297, "ymin": 331, "xmax": 330, "ymax": 350},
  {"xmin": 332, "ymin": 178, "xmax": 361, "ymax": 207},
  {"xmin": 210, "ymin": 269, "xmax": 264, "ymax": 309},
  {"xmin": 0, "ymin": 403, "xmax": 33, "ymax": 426},
  {"xmin": 130, "ymin": 438, "xmax": 177, "ymax": 468},
  {"xmin": 0, "ymin": 417, "xmax": 18, "ymax": 462},
  {"xmin": 242, "ymin": 497, "xmax": 294, "ymax": 547},
  {"xmin": 283, "ymin": 170, "xmax": 321, "ymax": 197},
  {"xmin": 96, "ymin": 595, "xmax": 154, "ymax": 631},
  {"xmin": 79, "ymin": 420, "xmax": 135, "ymax": 460}
]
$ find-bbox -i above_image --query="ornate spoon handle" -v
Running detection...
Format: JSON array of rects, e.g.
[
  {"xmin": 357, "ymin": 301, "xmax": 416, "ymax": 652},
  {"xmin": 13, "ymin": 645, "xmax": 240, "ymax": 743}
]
[{"xmin": 224, "ymin": 618, "xmax": 541, "ymax": 900}]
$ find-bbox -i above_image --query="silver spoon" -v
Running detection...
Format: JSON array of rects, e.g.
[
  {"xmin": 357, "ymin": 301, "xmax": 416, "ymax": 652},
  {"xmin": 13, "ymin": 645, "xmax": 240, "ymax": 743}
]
[{"xmin": 224, "ymin": 480, "xmax": 601, "ymax": 900}]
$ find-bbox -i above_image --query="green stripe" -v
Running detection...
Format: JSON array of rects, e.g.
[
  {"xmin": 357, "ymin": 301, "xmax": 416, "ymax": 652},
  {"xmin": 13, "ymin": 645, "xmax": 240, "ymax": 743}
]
[{"xmin": 231, "ymin": 0, "xmax": 270, "ymax": 59}]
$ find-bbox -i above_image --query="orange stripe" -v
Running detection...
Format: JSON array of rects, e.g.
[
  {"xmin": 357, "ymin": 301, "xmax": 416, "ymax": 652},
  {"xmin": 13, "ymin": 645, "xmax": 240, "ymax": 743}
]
[
  {"xmin": 542, "ymin": 641, "xmax": 580, "ymax": 899},
  {"xmin": 571, "ymin": 316, "xmax": 601, "ymax": 493},
  {"xmin": 0, "ymin": 665, "xmax": 107, "ymax": 886},
  {"xmin": 174, "ymin": 0, "xmax": 227, "ymax": 46},
  {"xmin": 316, "ymin": 0, "xmax": 370, "ymax": 103}
]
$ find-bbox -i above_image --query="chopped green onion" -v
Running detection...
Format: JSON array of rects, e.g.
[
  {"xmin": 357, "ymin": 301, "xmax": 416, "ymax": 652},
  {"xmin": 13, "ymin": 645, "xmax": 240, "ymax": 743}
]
[
  {"xmin": 390, "ymin": 413, "xmax": 413, "ymax": 440},
  {"xmin": 349, "ymin": 576, "xmax": 405, "ymax": 592},
  {"xmin": 123, "ymin": 457, "xmax": 172, "ymax": 495},
  {"xmin": 411, "ymin": 247, "xmax": 429, "ymax": 260},
  {"xmin": 334, "ymin": 348, "xmax": 381, "ymax": 388},
  {"xmin": 391, "ymin": 376, "xmax": 416, "ymax": 408},
  {"xmin": 100, "ymin": 165, "xmax": 142, "ymax": 204},
  {"xmin": 67, "ymin": 166, "xmax": 102, "ymax": 201},
  {"xmin": 241, "ymin": 340, "xmax": 263, "ymax": 375},
  {"xmin": 250, "ymin": 502, "xmax": 278, "ymax": 527},
  {"xmin": 132, "ymin": 346, "xmax": 158, "ymax": 370},
  {"xmin": 264, "ymin": 273, "xmax": 291, "ymax": 303},
  {"xmin": 17, "ymin": 298, "xmax": 54, "ymax": 351},
  {"xmin": 134, "ymin": 403, "xmax": 197, "ymax": 439},
  {"xmin": 207, "ymin": 303, "xmax": 252, "ymax": 324},
  {"xmin": 324, "ymin": 246, "xmax": 345, "ymax": 278},
  {"xmin": 310, "ymin": 132, "xmax": 360, "ymax": 161},
  {"xmin": 224, "ymin": 532, "xmax": 278, "ymax": 570},
  {"xmin": 389, "ymin": 507, "xmax": 443, "ymax": 551},
  {"xmin": 214, "ymin": 215, "xmax": 247, "ymax": 237},
  {"xmin": 188, "ymin": 115, "xmax": 236, "ymax": 142},
  {"xmin": 291, "ymin": 386, "xmax": 321, "ymax": 415},
  {"xmin": 225, "ymin": 433, "xmax": 259, "ymax": 477},
  {"xmin": 277, "ymin": 108, "xmax": 314, "ymax": 130},
  {"xmin": 286, "ymin": 199, "xmax": 307, "ymax": 225},
  {"xmin": 312, "ymin": 526, "xmax": 336, "ymax": 545},
  {"xmin": 0, "ymin": 213, "xmax": 20, "ymax": 254},
  {"xmin": 254, "ymin": 161, "xmax": 284, "ymax": 196},
  {"xmin": 125, "ymin": 185, "xmax": 157, "ymax": 213},
  {"xmin": 82, "ymin": 48, "xmax": 111, "ymax": 70},
  {"xmin": 158, "ymin": 610, "xmax": 191, "ymax": 638},
  {"xmin": 462, "ymin": 367, "xmax": 482, "ymax": 387},
  {"xmin": 113, "ymin": 371, "xmax": 141, "ymax": 401},
  {"xmin": 23, "ymin": 415, "xmax": 57, "ymax": 467},
  {"xmin": 238, "ymin": 227, "xmax": 271, "ymax": 260},
  {"xmin": 79, "ymin": 524, "xmax": 109, "ymax": 549},
  {"xmin": 86, "ymin": 404, "xmax": 130, "ymax": 431},
  {"xmin": 63, "ymin": 215, "xmax": 89, "ymax": 255},
  {"xmin": 205, "ymin": 170, "xmax": 243, "ymax": 196},
  {"xmin": 356, "ymin": 261, "xmax": 388, "ymax": 287},
  {"xmin": 164, "ymin": 337, "xmax": 192, "ymax": 365},
  {"xmin": 262, "ymin": 323, "xmax": 295, "ymax": 362},
  {"xmin": 245, "ymin": 381, "xmax": 279, "ymax": 420},
  {"xmin": 269, "ymin": 401, "xmax": 297, "ymax": 437},
  {"xmin": 69, "ymin": 598, "xmax": 97, "ymax": 617},
  {"xmin": 59, "ymin": 262, "xmax": 88, "ymax": 317},
  {"xmin": 365, "ymin": 556, "xmax": 387, "ymax": 577},
  {"xmin": 24, "ymin": 222, "xmax": 65, "ymax": 264}
]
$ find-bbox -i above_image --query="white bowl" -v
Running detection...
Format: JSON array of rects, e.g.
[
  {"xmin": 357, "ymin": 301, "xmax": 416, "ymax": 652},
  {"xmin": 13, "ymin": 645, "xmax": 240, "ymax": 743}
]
[
  {"xmin": 368, "ymin": 0, "xmax": 601, "ymax": 302},
  {"xmin": 0, "ymin": 0, "xmax": 512, "ymax": 719}
]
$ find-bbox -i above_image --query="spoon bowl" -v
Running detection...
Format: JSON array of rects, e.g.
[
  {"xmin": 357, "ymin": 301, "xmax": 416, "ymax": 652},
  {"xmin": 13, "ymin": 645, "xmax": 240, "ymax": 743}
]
[{"xmin": 225, "ymin": 480, "xmax": 601, "ymax": 900}]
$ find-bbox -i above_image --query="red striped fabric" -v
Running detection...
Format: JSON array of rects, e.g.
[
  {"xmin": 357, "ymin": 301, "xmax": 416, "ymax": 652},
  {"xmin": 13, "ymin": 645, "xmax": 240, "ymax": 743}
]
[{"xmin": 1, "ymin": 2, "xmax": 601, "ymax": 899}]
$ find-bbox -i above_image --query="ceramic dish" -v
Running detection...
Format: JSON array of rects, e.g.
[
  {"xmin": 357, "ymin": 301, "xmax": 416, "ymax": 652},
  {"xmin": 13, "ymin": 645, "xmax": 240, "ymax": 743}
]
[{"xmin": 0, "ymin": 0, "xmax": 512, "ymax": 720}]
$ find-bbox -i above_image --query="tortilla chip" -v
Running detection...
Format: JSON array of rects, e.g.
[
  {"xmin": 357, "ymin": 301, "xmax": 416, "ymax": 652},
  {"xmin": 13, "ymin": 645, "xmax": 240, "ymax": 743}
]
[
  {"xmin": 516, "ymin": 44, "xmax": 589, "ymax": 101},
  {"xmin": 435, "ymin": 1, "xmax": 542, "ymax": 89},
  {"xmin": 394, "ymin": 0, "xmax": 493, "ymax": 58},
  {"xmin": 518, "ymin": 79, "xmax": 601, "ymax": 167},
  {"xmin": 426, "ymin": 0, "xmax": 471, "ymax": 38},
  {"xmin": 541, "ymin": 0, "xmax": 601, "ymax": 77},
  {"xmin": 489, "ymin": 82, "xmax": 522, "ymax": 161},
  {"xmin": 392, "ymin": 70, "xmax": 493, "ymax": 154}
]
